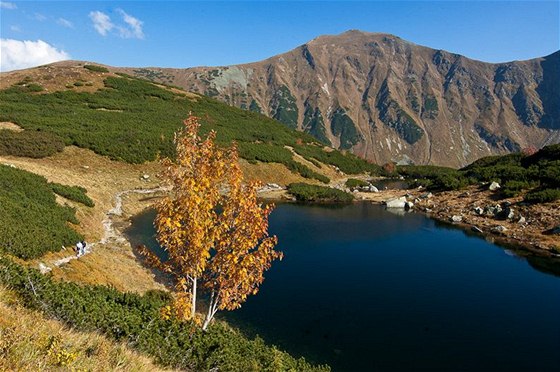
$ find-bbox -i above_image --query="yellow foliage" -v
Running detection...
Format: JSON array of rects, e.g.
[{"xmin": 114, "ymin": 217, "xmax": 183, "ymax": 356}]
[
  {"xmin": 46, "ymin": 335, "xmax": 78, "ymax": 367},
  {"xmin": 142, "ymin": 114, "xmax": 282, "ymax": 328}
]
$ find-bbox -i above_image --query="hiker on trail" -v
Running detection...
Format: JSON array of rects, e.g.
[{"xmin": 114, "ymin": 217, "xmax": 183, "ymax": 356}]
[{"xmin": 76, "ymin": 241, "xmax": 83, "ymax": 257}]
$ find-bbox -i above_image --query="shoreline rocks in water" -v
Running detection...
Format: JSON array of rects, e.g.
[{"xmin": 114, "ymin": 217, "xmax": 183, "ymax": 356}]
[
  {"xmin": 409, "ymin": 185, "xmax": 560, "ymax": 257},
  {"xmin": 359, "ymin": 184, "xmax": 559, "ymax": 257},
  {"xmin": 384, "ymin": 196, "xmax": 407, "ymax": 208}
]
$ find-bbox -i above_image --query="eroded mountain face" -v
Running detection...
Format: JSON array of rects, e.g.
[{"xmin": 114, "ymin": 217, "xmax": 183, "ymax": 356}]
[{"xmin": 124, "ymin": 31, "xmax": 560, "ymax": 167}]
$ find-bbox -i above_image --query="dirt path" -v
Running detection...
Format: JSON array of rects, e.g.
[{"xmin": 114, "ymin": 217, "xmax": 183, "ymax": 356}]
[{"xmin": 38, "ymin": 186, "xmax": 169, "ymax": 274}]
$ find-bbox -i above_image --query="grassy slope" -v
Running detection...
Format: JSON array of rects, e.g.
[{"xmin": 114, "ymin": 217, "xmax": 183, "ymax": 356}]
[
  {"xmin": 0, "ymin": 67, "xmax": 379, "ymax": 183},
  {"xmin": 0, "ymin": 258, "xmax": 329, "ymax": 371},
  {"xmin": 0, "ymin": 287, "xmax": 170, "ymax": 372},
  {"xmin": 0, "ymin": 164, "xmax": 83, "ymax": 259}
]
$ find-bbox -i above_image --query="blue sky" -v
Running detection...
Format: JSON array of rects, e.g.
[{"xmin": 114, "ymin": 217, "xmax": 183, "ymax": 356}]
[{"xmin": 1, "ymin": 1, "xmax": 559, "ymax": 71}]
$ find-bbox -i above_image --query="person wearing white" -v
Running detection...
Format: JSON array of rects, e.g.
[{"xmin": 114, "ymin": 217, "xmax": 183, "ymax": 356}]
[{"xmin": 76, "ymin": 241, "xmax": 83, "ymax": 257}]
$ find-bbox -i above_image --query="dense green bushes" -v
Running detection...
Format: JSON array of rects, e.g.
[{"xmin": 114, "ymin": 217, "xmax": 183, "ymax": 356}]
[
  {"xmin": 84, "ymin": 64, "xmax": 109, "ymax": 73},
  {"xmin": 293, "ymin": 144, "xmax": 382, "ymax": 175},
  {"xmin": 524, "ymin": 188, "xmax": 560, "ymax": 203},
  {"xmin": 0, "ymin": 165, "xmax": 83, "ymax": 259},
  {"xmin": 238, "ymin": 143, "xmax": 329, "ymax": 183},
  {"xmin": 288, "ymin": 183, "xmax": 353, "ymax": 203},
  {"xmin": 0, "ymin": 129, "xmax": 65, "ymax": 158},
  {"xmin": 50, "ymin": 183, "xmax": 95, "ymax": 207},
  {"xmin": 397, "ymin": 145, "xmax": 560, "ymax": 202},
  {"xmin": 345, "ymin": 178, "xmax": 368, "ymax": 188},
  {"xmin": 0, "ymin": 257, "xmax": 329, "ymax": 371},
  {"xmin": 398, "ymin": 165, "xmax": 469, "ymax": 191}
]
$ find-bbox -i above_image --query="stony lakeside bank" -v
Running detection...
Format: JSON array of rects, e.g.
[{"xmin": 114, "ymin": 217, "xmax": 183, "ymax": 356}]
[{"xmin": 259, "ymin": 182, "xmax": 560, "ymax": 259}]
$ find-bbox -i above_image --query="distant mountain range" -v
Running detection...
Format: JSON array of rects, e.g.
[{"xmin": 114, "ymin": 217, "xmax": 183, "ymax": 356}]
[{"xmin": 119, "ymin": 30, "xmax": 559, "ymax": 167}]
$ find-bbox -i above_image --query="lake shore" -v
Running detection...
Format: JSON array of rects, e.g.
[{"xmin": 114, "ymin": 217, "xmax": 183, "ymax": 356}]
[
  {"xmin": 259, "ymin": 184, "xmax": 560, "ymax": 258},
  {"xmin": 358, "ymin": 185, "xmax": 560, "ymax": 258}
]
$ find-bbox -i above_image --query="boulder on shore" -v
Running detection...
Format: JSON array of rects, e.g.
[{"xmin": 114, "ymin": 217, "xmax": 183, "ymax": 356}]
[
  {"xmin": 491, "ymin": 225, "xmax": 508, "ymax": 233},
  {"xmin": 385, "ymin": 197, "xmax": 407, "ymax": 208},
  {"xmin": 450, "ymin": 215, "xmax": 463, "ymax": 223}
]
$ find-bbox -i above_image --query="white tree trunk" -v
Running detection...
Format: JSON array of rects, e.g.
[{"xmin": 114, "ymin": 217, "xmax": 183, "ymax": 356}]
[{"xmin": 202, "ymin": 292, "xmax": 219, "ymax": 331}]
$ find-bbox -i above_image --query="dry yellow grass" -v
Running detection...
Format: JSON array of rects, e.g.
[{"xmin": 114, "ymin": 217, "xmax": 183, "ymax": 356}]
[
  {"xmin": 0, "ymin": 286, "xmax": 173, "ymax": 372},
  {"xmin": 239, "ymin": 158, "xmax": 308, "ymax": 186},
  {"xmin": 0, "ymin": 122, "xmax": 23, "ymax": 132},
  {"xmin": 0, "ymin": 61, "xmax": 110, "ymax": 94}
]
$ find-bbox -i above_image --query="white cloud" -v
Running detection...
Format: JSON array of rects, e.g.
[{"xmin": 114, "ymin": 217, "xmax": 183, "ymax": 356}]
[
  {"xmin": 0, "ymin": 2, "xmax": 17, "ymax": 10},
  {"xmin": 33, "ymin": 13, "xmax": 47, "ymax": 21},
  {"xmin": 0, "ymin": 39, "xmax": 70, "ymax": 72},
  {"xmin": 89, "ymin": 11, "xmax": 114, "ymax": 36},
  {"xmin": 57, "ymin": 18, "xmax": 74, "ymax": 29},
  {"xmin": 89, "ymin": 9, "xmax": 144, "ymax": 39},
  {"xmin": 10, "ymin": 25, "xmax": 22, "ymax": 32},
  {"xmin": 116, "ymin": 9, "xmax": 144, "ymax": 39}
]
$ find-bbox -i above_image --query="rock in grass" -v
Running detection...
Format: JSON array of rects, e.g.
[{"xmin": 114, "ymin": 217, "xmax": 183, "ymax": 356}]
[{"xmin": 489, "ymin": 181, "xmax": 501, "ymax": 191}]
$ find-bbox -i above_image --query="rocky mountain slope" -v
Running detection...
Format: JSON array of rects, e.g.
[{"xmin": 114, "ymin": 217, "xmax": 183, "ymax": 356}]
[{"xmin": 122, "ymin": 30, "xmax": 560, "ymax": 167}]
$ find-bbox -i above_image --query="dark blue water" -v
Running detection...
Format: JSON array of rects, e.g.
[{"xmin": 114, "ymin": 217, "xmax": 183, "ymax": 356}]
[{"xmin": 127, "ymin": 203, "xmax": 560, "ymax": 371}]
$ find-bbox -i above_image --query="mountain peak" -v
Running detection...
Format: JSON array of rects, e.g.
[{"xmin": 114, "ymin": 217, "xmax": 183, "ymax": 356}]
[{"xmin": 116, "ymin": 34, "xmax": 559, "ymax": 167}]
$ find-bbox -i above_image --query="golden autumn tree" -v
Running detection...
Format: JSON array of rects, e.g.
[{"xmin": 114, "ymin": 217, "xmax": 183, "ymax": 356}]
[
  {"xmin": 140, "ymin": 114, "xmax": 282, "ymax": 329},
  {"xmin": 202, "ymin": 150, "xmax": 281, "ymax": 330}
]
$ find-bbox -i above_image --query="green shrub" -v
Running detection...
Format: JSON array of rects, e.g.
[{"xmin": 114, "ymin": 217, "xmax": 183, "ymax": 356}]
[
  {"xmin": 398, "ymin": 165, "xmax": 458, "ymax": 179},
  {"xmin": 432, "ymin": 173, "xmax": 469, "ymax": 190},
  {"xmin": 84, "ymin": 64, "xmax": 109, "ymax": 73},
  {"xmin": 399, "ymin": 145, "xmax": 560, "ymax": 197},
  {"xmin": 524, "ymin": 188, "xmax": 560, "ymax": 203},
  {"xmin": 50, "ymin": 183, "xmax": 95, "ymax": 207},
  {"xmin": 345, "ymin": 178, "xmax": 368, "ymax": 188},
  {"xmin": 0, "ymin": 257, "xmax": 329, "ymax": 371},
  {"xmin": 27, "ymin": 83, "xmax": 44, "ymax": 92},
  {"xmin": 0, "ymin": 130, "xmax": 65, "ymax": 158},
  {"xmin": 0, "ymin": 165, "xmax": 82, "ymax": 259},
  {"xmin": 501, "ymin": 180, "xmax": 539, "ymax": 198},
  {"xmin": 285, "ymin": 161, "xmax": 330, "ymax": 183},
  {"xmin": 460, "ymin": 145, "xmax": 559, "ymax": 200},
  {"xmin": 288, "ymin": 183, "xmax": 353, "ymax": 203},
  {"xmin": 3, "ymin": 83, "xmax": 44, "ymax": 94},
  {"xmin": 293, "ymin": 144, "xmax": 382, "ymax": 175},
  {"xmin": 398, "ymin": 165, "xmax": 469, "ymax": 191}
]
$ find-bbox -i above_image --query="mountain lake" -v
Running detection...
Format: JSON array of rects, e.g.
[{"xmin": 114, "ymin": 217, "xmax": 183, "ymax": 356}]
[{"xmin": 126, "ymin": 202, "xmax": 560, "ymax": 371}]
